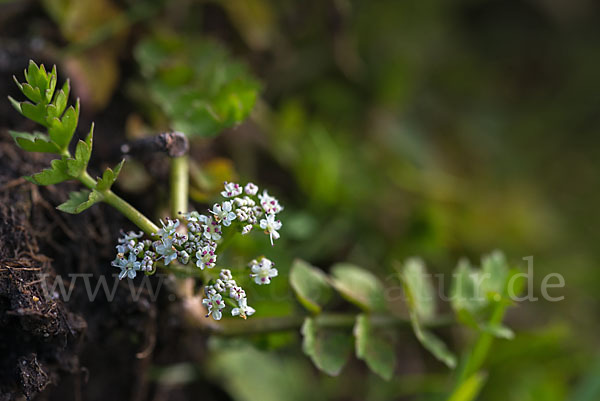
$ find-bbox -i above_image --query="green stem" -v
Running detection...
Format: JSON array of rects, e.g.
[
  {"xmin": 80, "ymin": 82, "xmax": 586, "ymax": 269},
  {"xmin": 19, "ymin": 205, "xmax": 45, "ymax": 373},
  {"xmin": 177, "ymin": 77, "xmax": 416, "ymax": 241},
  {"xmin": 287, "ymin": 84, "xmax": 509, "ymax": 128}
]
[
  {"xmin": 210, "ymin": 313, "xmax": 455, "ymax": 336},
  {"xmin": 170, "ymin": 155, "xmax": 189, "ymax": 217},
  {"xmin": 103, "ymin": 191, "xmax": 160, "ymax": 236},
  {"xmin": 79, "ymin": 171, "xmax": 159, "ymax": 236},
  {"xmin": 454, "ymin": 302, "xmax": 507, "ymax": 386}
]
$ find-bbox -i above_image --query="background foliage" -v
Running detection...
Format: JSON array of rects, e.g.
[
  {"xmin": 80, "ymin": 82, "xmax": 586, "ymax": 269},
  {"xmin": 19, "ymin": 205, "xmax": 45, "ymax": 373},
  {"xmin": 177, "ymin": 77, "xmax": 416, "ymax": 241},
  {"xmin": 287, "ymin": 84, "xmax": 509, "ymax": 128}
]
[{"xmin": 2, "ymin": 0, "xmax": 600, "ymax": 400}]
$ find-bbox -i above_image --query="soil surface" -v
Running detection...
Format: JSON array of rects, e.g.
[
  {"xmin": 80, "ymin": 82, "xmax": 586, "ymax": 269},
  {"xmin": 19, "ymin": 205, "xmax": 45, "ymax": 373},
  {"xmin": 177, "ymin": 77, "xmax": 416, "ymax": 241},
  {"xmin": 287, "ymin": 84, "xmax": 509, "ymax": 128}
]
[{"xmin": 0, "ymin": 124, "xmax": 215, "ymax": 401}]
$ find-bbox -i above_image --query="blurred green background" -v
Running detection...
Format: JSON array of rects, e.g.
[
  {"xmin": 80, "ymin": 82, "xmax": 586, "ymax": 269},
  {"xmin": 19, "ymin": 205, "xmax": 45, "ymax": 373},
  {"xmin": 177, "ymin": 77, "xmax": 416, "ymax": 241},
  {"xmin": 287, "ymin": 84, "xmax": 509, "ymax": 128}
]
[{"xmin": 2, "ymin": 0, "xmax": 600, "ymax": 400}]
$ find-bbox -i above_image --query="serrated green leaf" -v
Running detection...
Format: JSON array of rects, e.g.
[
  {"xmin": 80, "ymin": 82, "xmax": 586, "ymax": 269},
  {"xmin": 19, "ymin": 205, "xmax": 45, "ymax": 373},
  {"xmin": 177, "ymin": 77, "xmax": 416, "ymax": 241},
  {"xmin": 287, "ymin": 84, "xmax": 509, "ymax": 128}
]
[
  {"xmin": 66, "ymin": 126, "xmax": 93, "ymax": 177},
  {"xmin": 481, "ymin": 250, "xmax": 508, "ymax": 298},
  {"xmin": 480, "ymin": 323, "xmax": 514, "ymax": 339},
  {"xmin": 330, "ymin": 263, "xmax": 386, "ymax": 312},
  {"xmin": 8, "ymin": 96, "xmax": 21, "ymax": 113},
  {"xmin": 66, "ymin": 141, "xmax": 89, "ymax": 176},
  {"xmin": 401, "ymin": 257, "xmax": 436, "ymax": 322},
  {"xmin": 19, "ymin": 82, "xmax": 43, "ymax": 104},
  {"xmin": 301, "ymin": 317, "xmax": 352, "ymax": 376},
  {"xmin": 48, "ymin": 100, "xmax": 79, "ymax": 150},
  {"xmin": 354, "ymin": 314, "xmax": 396, "ymax": 380},
  {"xmin": 454, "ymin": 308, "xmax": 514, "ymax": 339},
  {"xmin": 96, "ymin": 158, "xmax": 125, "ymax": 191},
  {"xmin": 26, "ymin": 158, "xmax": 72, "ymax": 185},
  {"xmin": 57, "ymin": 189, "xmax": 103, "ymax": 214},
  {"xmin": 289, "ymin": 259, "xmax": 333, "ymax": 314},
  {"xmin": 52, "ymin": 90, "xmax": 68, "ymax": 118},
  {"xmin": 48, "ymin": 80, "xmax": 70, "ymax": 121},
  {"xmin": 10, "ymin": 131, "xmax": 61, "ymax": 153},
  {"xmin": 45, "ymin": 65, "xmax": 57, "ymax": 103},
  {"xmin": 448, "ymin": 372, "xmax": 487, "ymax": 401},
  {"xmin": 400, "ymin": 258, "xmax": 457, "ymax": 368},
  {"xmin": 12, "ymin": 75, "xmax": 23, "ymax": 91},
  {"xmin": 45, "ymin": 104, "xmax": 59, "ymax": 120},
  {"xmin": 451, "ymin": 256, "xmax": 516, "ymax": 339},
  {"xmin": 20, "ymin": 101, "xmax": 48, "ymax": 126},
  {"xmin": 38, "ymin": 63, "xmax": 48, "ymax": 80},
  {"xmin": 411, "ymin": 318, "xmax": 457, "ymax": 368},
  {"xmin": 451, "ymin": 258, "xmax": 488, "ymax": 314},
  {"xmin": 61, "ymin": 79, "xmax": 70, "ymax": 105},
  {"xmin": 24, "ymin": 61, "xmax": 51, "ymax": 98},
  {"xmin": 26, "ymin": 60, "xmax": 43, "ymax": 90}
]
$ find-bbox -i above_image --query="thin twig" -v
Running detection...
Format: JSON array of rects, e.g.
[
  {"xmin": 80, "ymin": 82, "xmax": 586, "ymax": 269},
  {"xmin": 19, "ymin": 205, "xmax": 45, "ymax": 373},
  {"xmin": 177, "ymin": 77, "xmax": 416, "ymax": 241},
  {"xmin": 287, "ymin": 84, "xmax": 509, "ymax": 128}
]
[
  {"xmin": 0, "ymin": 177, "xmax": 26, "ymax": 191},
  {"xmin": 121, "ymin": 132, "xmax": 189, "ymax": 158}
]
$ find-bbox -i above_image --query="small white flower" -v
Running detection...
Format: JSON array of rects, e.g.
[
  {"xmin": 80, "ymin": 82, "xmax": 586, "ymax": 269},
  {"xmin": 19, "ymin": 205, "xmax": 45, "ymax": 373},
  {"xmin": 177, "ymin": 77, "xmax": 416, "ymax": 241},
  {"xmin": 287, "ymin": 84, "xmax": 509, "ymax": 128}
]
[
  {"xmin": 116, "ymin": 231, "xmax": 144, "ymax": 254},
  {"xmin": 236, "ymin": 207, "xmax": 249, "ymax": 222},
  {"xmin": 231, "ymin": 298, "xmax": 255, "ymax": 319},
  {"xmin": 131, "ymin": 242, "xmax": 144, "ymax": 256},
  {"xmin": 250, "ymin": 257, "xmax": 278, "ymax": 285},
  {"xmin": 195, "ymin": 244, "xmax": 217, "ymax": 269},
  {"xmin": 173, "ymin": 232, "xmax": 188, "ymax": 246},
  {"xmin": 203, "ymin": 292, "xmax": 225, "ymax": 320},
  {"xmin": 214, "ymin": 279, "xmax": 226, "ymax": 293},
  {"xmin": 244, "ymin": 182, "xmax": 258, "ymax": 196},
  {"xmin": 187, "ymin": 221, "xmax": 202, "ymax": 233},
  {"xmin": 230, "ymin": 285, "xmax": 246, "ymax": 301},
  {"xmin": 112, "ymin": 253, "xmax": 141, "ymax": 280},
  {"xmin": 252, "ymin": 206, "xmax": 263, "ymax": 220},
  {"xmin": 260, "ymin": 214, "xmax": 282, "ymax": 246},
  {"xmin": 156, "ymin": 218, "xmax": 180, "ymax": 238},
  {"xmin": 154, "ymin": 238, "xmax": 178, "ymax": 266},
  {"xmin": 184, "ymin": 211, "xmax": 203, "ymax": 223},
  {"xmin": 122, "ymin": 230, "xmax": 143, "ymax": 240},
  {"xmin": 221, "ymin": 181, "xmax": 242, "ymax": 198},
  {"xmin": 258, "ymin": 190, "xmax": 283, "ymax": 215},
  {"xmin": 210, "ymin": 201, "xmax": 236, "ymax": 227},
  {"xmin": 199, "ymin": 215, "xmax": 222, "ymax": 241},
  {"xmin": 205, "ymin": 285, "xmax": 218, "ymax": 297},
  {"xmin": 242, "ymin": 224, "xmax": 253, "ymax": 235},
  {"xmin": 140, "ymin": 252, "xmax": 154, "ymax": 272},
  {"xmin": 234, "ymin": 196, "xmax": 256, "ymax": 207},
  {"xmin": 220, "ymin": 269, "xmax": 233, "ymax": 281},
  {"xmin": 178, "ymin": 250, "xmax": 190, "ymax": 264}
]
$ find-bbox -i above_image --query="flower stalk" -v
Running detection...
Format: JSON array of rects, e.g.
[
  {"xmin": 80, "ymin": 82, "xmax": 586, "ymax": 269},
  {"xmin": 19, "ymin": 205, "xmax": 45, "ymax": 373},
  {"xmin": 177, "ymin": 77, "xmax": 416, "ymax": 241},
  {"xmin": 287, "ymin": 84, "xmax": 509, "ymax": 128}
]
[{"xmin": 170, "ymin": 154, "xmax": 189, "ymax": 217}]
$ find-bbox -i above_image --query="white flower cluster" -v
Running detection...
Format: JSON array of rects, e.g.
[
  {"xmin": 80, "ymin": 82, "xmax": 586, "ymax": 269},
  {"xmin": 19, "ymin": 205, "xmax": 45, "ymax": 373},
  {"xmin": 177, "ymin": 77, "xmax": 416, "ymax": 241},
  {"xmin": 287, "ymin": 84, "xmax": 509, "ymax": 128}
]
[
  {"xmin": 219, "ymin": 181, "xmax": 284, "ymax": 246},
  {"xmin": 111, "ymin": 218, "xmax": 220, "ymax": 280},
  {"xmin": 111, "ymin": 230, "xmax": 156, "ymax": 279},
  {"xmin": 249, "ymin": 257, "xmax": 278, "ymax": 285},
  {"xmin": 152, "ymin": 217, "xmax": 219, "ymax": 270},
  {"xmin": 110, "ymin": 182, "xmax": 283, "ymax": 320},
  {"xmin": 202, "ymin": 269, "xmax": 256, "ymax": 320}
]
